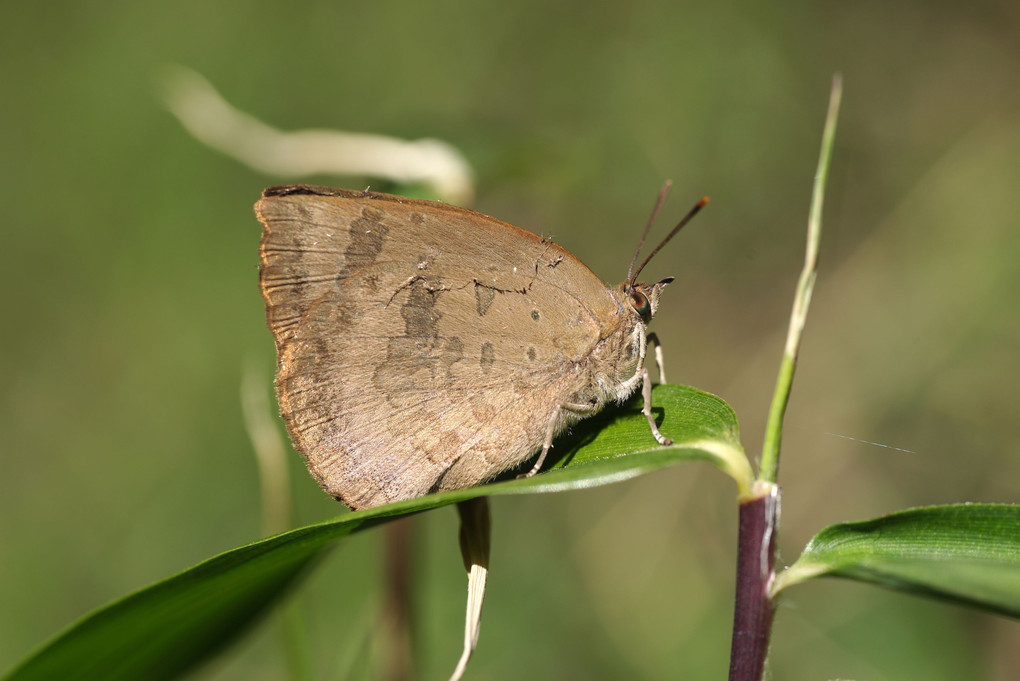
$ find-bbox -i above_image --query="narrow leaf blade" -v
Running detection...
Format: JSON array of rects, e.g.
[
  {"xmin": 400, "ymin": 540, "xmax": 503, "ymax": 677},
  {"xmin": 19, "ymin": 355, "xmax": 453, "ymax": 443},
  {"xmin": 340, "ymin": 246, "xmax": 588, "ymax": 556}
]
[
  {"xmin": 4, "ymin": 384, "xmax": 745, "ymax": 681},
  {"xmin": 778, "ymin": 503, "xmax": 1020, "ymax": 619}
]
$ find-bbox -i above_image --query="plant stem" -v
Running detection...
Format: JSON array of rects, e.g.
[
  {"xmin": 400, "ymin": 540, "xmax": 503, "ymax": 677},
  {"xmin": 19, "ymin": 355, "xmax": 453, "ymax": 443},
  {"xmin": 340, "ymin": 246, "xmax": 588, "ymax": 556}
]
[
  {"xmin": 728, "ymin": 75, "xmax": 843, "ymax": 681},
  {"xmin": 728, "ymin": 483, "xmax": 779, "ymax": 681},
  {"xmin": 383, "ymin": 518, "xmax": 415, "ymax": 681},
  {"xmin": 759, "ymin": 74, "xmax": 843, "ymax": 484}
]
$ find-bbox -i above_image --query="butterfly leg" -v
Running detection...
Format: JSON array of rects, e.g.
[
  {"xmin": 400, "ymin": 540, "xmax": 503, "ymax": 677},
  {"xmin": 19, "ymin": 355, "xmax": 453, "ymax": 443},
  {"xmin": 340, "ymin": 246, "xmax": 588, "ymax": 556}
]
[
  {"xmin": 519, "ymin": 401, "xmax": 597, "ymax": 479},
  {"xmin": 641, "ymin": 367, "xmax": 673, "ymax": 446},
  {"xmin": 646, "ymin": 332, "xmax": 666, "ymax": 384}
]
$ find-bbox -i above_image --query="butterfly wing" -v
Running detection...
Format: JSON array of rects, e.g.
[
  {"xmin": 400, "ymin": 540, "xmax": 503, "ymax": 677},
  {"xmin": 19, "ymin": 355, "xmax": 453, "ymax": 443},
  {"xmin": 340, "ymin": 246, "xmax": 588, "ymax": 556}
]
[{"xmin": 257, "ymin": 186, "xmax": 621, "ymax": 509}]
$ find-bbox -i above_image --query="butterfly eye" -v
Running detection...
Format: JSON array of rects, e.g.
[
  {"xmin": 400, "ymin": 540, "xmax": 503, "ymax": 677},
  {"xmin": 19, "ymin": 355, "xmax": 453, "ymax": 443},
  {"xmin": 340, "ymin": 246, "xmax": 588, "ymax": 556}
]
[{"xmin": 628, "ymin": 289, "xmax": 651, "ymax": 321}]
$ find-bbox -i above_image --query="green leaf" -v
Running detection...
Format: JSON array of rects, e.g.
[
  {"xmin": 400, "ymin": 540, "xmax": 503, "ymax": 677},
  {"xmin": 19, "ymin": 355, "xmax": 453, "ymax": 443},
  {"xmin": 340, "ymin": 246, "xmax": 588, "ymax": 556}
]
[
  {"xmin": 3, "ymin": 384, "xmax": 747, "ymax": 681},
  {"xmin": 775, "ymin": 503, "xmax": 1020, "ymax": 619}
]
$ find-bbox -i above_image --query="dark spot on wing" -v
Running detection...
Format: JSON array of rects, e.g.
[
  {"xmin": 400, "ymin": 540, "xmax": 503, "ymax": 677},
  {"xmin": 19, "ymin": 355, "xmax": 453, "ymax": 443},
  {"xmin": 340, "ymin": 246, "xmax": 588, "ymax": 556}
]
[
  {"xmin": 401, "ymin": 279, "xmax": 441, "ymax": 341},
  {"xmin": 336, "ymin": 211, "xmax": 390, "ymax": 283},
  {"xmin": 441, "ymin": 336, "xmax": 464, "ymax": 377},
  {"xmin": 480, "ymin": 342, "xmax": 495, "ymax": 374},
  {"xmin": 475, "ymin": 283, "xmax": 495, "ymax": 316}
]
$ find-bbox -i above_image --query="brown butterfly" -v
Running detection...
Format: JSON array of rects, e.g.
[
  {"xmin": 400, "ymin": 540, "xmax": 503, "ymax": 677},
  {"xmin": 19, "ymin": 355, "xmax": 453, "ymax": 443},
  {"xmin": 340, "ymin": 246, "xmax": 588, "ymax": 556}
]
[{"xmin": 256, "ymin": 185, "xmax": 704, "ymax": 509}]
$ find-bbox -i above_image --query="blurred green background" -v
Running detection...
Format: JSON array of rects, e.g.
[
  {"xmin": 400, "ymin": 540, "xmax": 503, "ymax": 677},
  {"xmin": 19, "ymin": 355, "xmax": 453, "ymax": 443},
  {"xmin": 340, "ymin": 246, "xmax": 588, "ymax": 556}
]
[{"xmin": 2, "ymin": 1, "xmax": 1018, "ymax": 679}]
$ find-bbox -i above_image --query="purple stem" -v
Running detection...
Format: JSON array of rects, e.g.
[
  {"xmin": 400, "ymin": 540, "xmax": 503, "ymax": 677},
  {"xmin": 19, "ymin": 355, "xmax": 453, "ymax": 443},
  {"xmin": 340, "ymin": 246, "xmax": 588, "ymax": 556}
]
[{"xmin": 728, "ymin": 489, "xmax": 778, "ymax": 681}]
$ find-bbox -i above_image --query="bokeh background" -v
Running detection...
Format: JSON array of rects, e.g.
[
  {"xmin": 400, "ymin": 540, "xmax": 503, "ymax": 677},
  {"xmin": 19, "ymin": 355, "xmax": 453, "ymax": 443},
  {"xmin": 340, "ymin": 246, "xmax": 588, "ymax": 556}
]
[{"xmin": 3, "ymin": 1, "xmax": 1019, "ymax": 679}]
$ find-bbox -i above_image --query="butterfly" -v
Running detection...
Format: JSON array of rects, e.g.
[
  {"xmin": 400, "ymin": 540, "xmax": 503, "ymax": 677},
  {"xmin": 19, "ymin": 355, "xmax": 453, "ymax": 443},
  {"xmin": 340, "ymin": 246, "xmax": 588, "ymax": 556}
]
[{"xmin": 256, "ymin": 185, "xmax": 704, "ymax": 509}]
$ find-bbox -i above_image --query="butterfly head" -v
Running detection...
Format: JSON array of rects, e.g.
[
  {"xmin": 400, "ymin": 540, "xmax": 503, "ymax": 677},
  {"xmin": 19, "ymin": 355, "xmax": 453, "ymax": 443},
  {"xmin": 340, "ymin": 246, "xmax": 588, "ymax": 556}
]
[{"xmin": 621, "ymin": 277, "xmax": 674, "ymax": 324}]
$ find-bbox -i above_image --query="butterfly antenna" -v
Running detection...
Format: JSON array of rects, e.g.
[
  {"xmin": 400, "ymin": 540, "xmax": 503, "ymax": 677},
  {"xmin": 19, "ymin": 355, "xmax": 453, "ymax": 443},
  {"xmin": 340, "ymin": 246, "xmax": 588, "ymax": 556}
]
[
  {"xmin": 627, "ymin": 180, "xmax": 673, "ymax": 284},
  {"xmin": 630, "ymin": 195, "xmax": 710, "ymax": 284}
]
